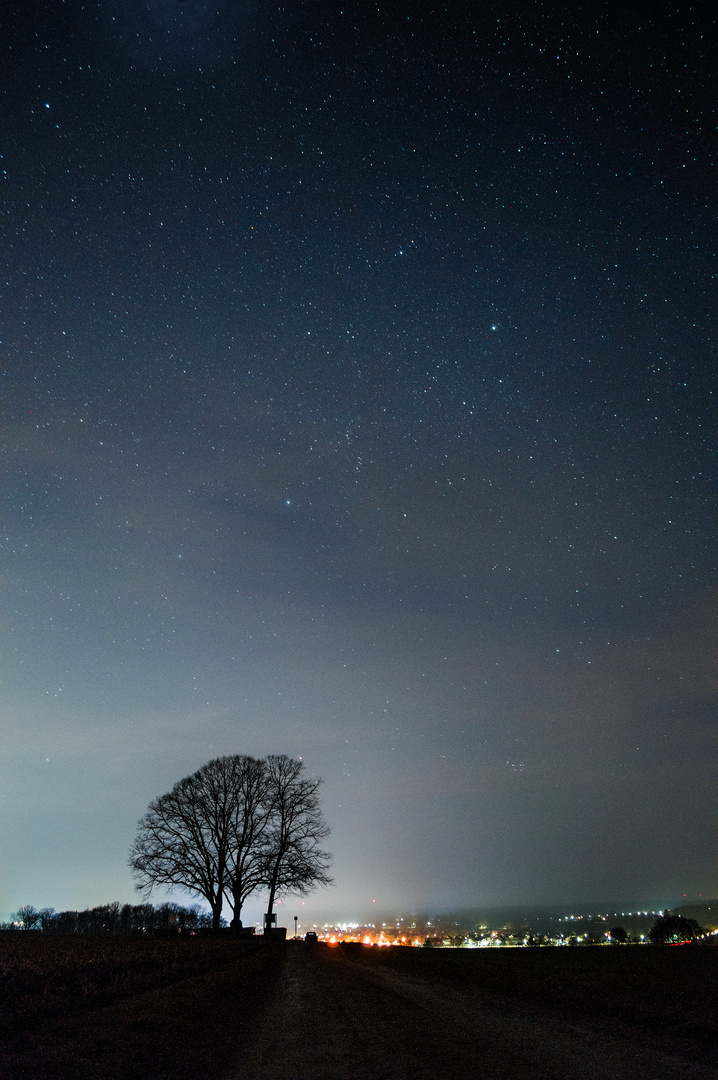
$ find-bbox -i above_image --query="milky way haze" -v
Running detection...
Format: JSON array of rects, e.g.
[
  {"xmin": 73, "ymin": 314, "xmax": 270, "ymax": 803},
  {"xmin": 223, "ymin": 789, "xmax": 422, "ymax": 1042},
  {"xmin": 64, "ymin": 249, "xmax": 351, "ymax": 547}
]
[{"xmin": 2, "ymin": 0, "xmax": 714, "ymax": 924}]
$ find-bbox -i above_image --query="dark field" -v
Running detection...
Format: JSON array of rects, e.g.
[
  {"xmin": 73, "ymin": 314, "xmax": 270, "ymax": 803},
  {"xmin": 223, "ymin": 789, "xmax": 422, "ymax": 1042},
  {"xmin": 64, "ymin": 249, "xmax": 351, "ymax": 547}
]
[
  {"xmin": 350, "ymin": 941, "xmax": 717, "ymax": 1044},
  {"xmin": 0, "ymin": 933, "xmax": 260, "ymax": 1023},
  {"xmin": 1, "ymin": 936, "xmax": 715, "ymax": 1079},
  {"xmin": 0, "ymin": 934, "xmax": 284, "ymax": 1080}
]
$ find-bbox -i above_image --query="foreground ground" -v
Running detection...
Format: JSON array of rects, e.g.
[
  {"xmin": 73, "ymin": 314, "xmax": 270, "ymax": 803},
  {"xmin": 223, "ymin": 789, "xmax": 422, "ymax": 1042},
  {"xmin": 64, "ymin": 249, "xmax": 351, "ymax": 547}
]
[
  {"xmin": 0, "ymin": 935, "xmax": 715, "ymax": 1079},
  {"xmin": 239, "ymin": 942, "xmax": 716, "ymax": 1079},
  {"xmin": 0, "ymin": 935, "xmax": 282, "ymax": 1080}
]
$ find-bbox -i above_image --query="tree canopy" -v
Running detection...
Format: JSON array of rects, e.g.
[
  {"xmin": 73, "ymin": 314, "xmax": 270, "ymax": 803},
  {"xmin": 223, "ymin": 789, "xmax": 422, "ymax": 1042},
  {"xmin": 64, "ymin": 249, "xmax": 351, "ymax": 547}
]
[
  {"xmin": 129, "ymin": 754, "xmax": 332, "ymax": 930},
  {"xmin": 648, "ymin": 914, "xmax": 702, "ymax": 944}
]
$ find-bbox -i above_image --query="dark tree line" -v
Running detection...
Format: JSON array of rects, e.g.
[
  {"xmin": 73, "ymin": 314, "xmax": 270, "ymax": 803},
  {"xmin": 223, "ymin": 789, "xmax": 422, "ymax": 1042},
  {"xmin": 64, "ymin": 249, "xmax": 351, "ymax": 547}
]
[
  {"xmin": 129, "ymin": 754, "xmax": 332, "ymax": 930},
  {"xmin": 6, "ymin": 901, "xmax": 218, "ymax": 934},
  {"xmin": 648, "ymin": 914, "xmax": 703, "ymax": 944}
]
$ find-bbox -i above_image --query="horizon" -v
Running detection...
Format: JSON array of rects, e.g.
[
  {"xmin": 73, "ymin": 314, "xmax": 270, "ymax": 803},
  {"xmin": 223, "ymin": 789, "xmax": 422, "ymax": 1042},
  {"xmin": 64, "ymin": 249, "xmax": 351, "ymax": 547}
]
[{"xmin": 5, "ymin": 892, "xmax": 713, "ymax": 931}]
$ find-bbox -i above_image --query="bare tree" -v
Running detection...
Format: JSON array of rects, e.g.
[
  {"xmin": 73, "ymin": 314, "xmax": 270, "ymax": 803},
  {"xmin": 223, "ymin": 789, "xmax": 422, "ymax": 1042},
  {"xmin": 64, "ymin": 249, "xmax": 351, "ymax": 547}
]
[
  {"xmin": 262, "ymin": 755, "xmax": 333, "ymax": 927},
  {"xmin": 224, "ymin": 755, "xmax": 271, "ymax": 928},
  {"xmin": 37, "ymin": 908, "xmax": 56, "ymax": 932},
  {"xmin": 129, "ymin": 754, "xmax": 333, "ymax": 932},
  {"xmin": 14, "ymin": 904, "xmax": 40, "ymax": 930},
  {"xmin": 129, "ymin": 757, "xmax": 239, "ymax": 930}
]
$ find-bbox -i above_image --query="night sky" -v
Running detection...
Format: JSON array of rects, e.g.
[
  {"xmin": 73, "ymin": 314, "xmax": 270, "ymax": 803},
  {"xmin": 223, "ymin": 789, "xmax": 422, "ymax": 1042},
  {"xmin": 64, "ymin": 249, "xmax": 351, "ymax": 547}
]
[{"xmin": 2, "ymin": 0, "xmax": 714, "ymax": 925}]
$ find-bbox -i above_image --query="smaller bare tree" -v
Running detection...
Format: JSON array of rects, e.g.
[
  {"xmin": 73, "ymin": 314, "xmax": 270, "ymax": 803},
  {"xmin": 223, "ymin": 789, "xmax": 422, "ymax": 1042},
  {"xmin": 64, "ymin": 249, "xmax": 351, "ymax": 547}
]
[
  {"xmin": 14, "ymin": 905, "xmax": 40, "ymax": 930},
  {"xmin": 262, "ymin": 755, "xmax": 333, "ymax": 927}
]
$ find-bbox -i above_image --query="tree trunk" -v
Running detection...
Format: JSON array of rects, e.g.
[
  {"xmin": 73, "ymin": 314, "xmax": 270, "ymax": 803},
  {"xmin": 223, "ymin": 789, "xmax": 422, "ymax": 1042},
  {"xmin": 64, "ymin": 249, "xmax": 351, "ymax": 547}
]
[{"xmin": 265, "ymin": 873, "xmax": 278, "ymax": 930}]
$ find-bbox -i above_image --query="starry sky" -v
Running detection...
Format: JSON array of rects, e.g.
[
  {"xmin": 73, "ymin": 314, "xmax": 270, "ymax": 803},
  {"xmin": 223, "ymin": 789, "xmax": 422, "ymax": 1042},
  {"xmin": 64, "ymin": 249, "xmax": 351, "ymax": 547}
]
[{"xmin": 2, "ymin": 0, "xmax": 715, "ymax": 924}]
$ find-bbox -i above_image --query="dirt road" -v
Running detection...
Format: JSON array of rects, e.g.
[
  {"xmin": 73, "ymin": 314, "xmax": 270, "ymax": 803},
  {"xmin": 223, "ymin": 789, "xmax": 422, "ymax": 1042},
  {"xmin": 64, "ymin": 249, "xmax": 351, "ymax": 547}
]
[{"xmin": 237, "ymin": 943, "xmax": 715, "ymax": 1080}]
